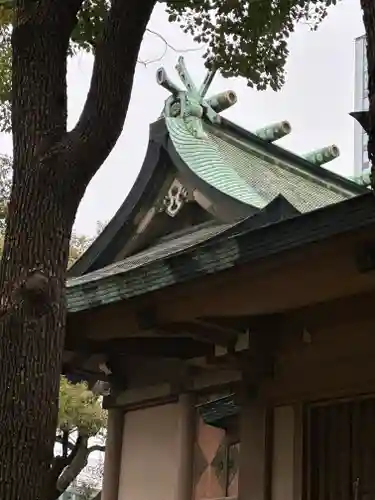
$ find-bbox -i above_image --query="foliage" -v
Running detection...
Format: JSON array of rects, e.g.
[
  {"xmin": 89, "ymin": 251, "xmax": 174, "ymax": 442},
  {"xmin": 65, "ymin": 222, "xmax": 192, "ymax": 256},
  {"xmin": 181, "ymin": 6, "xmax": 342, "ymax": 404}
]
[
  {"xmin": 69, "ymin": 221, "xmax": 106, "ymax": 267},
  {"xmin": 166, "ymin": 0, "xmax": 339, "ymax": 91},
  {"xmin": 55, "ymin": 379, "xmax": 106, "ymax": 497},
  {"xmin": 0, "ymin": 0, "xmax": 111, "ymax": 132},
  {"xmin": 70, "ymin": 0, "xmax": 111, "ymax": 53},
  {"xmin": 0, "ymin": 153, "xmax": 11, "ymax": 234},
  {"xmin": 71, "ymin": 481, "xmax": 99, "ymax": 500},
  {"xmin": 58, "ymin": 377, "xmax": 107, "ymax": 437},
  {"xmin": 69, "ymin": 233, "xmax": 94, "ymax": 268},
  {"xmin": 0, "ymin": 0, "xmax": 340, "ymax": 131},
  {"xmin": 0, "ymin": 18, "xmax": 11, "ymax": 132}
]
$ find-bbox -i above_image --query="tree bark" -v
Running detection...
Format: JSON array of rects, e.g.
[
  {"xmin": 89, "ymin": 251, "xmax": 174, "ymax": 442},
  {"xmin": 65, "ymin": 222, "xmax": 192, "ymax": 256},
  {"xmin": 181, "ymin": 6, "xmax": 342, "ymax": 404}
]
[
  {"xmin": 361, "ymin": 0, "xmax": 375, "ymax": 188},
  {"xmin": 0, "ymin": 5, "xmax": 81, "ymax": 499},
  {"xmin": 0, "ymin": 0, "xmax": 155, "ymax": 498}
]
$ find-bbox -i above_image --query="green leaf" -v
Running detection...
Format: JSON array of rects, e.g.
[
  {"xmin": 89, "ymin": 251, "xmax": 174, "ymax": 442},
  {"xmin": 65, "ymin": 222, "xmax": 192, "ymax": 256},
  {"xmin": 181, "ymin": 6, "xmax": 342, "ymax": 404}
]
[
  {"xmin": 166, "ymin": 0, "xmax": 340, "ymax": 91},
  {"xmin": 59, "ymin": 376, "xmax": 107, "ymax": 437},
  {"xmin": 0, "ymin": 0, "xmax": 110, "ymax": 130},
  {"xmin": 0, "ymin": 24, "xmax": 12, "ymax": 133}
]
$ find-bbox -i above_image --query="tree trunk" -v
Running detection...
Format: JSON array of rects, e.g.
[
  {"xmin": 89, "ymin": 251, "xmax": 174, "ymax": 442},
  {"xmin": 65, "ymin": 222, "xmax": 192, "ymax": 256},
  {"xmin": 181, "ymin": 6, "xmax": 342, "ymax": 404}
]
[
  {"xmin": 0, "ymin": 6, "xmax": 81, "ymax": 498},
  {"xmin": 0, "ymin": 174, "xmax": 75, "ymax": 499},
  {"xmin": 0, "ymin": 2, "xmax": 89, "ymax": 498},
  {"xmin": 0, "ymin": 0, "xmax": 155, "ymax": 497},
  {"xmin": 361, "ymin": 0, "xmax": 375, "ymax": 187}
]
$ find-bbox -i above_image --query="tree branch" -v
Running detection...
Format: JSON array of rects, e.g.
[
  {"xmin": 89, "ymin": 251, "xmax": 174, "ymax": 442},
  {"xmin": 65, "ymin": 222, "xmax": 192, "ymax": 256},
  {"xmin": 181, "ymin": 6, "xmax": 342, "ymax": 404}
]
[
  {"xmin": 62, "ymin": 430, "xmax": 69, "ymax": 459},
  {"xmin": 137, "ymin": 28, "xmax": 203, "ymax": 67},
  {"xmin": 50, "ymin": 434, "xmax": 105, "ymax": 497},
  {"xmin": 88, "ymin": 444, "xmax": 105, "ymax": 453},
  {"xmin": 56, "ymin": 433, "xmax": 74, "ymax": 455},
  {"xmin": 44, "ymin": 434, "xmax": 84, "ymax": 500},
  {"xmin": 56, "ymin": 435, "xmax": 90, "ymax": 494},
  {"xmin": 49, "ymin": 435, "xmax": 82, "ymax": 484},
  {"xmin": 50, "ymin": 456, "xmax": 70, "ymax": 483},
  {"xmin": 56, "ymin": 435, "xmax": 105, "ymax": 455},
  {"xmin": 11, "ymin": 0, "xmax": 83, "ymax": 179},
  {"xmin": 62, "ymin": 0, "xmax": 156, "ymax": 192}
]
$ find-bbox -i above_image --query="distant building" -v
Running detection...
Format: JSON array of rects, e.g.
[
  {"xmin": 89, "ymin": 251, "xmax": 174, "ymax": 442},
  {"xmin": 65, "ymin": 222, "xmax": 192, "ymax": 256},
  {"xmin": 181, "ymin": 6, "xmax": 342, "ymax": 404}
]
[{"xmin": 354, "ymin": 34, "xmax": 369, "ymax": 177}]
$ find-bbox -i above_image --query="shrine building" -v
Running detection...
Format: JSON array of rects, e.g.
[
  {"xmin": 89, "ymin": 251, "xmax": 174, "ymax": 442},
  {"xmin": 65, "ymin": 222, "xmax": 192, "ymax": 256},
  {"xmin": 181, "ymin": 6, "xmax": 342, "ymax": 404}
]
[{"xmin": 65, "ymin": 57, "xmax": 375, "ymax": 500}]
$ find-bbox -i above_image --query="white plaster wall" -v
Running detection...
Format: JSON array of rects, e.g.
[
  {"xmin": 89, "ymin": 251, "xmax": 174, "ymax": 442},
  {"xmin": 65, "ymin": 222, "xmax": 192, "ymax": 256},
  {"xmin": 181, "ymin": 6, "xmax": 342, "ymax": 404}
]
[
  {"xmin": 118, "ymin": 403, "xmax": 180, "ymax": 500},
  {"xmin": 272, "ymin": 406, "xmax": 295, "ymax": 500}
]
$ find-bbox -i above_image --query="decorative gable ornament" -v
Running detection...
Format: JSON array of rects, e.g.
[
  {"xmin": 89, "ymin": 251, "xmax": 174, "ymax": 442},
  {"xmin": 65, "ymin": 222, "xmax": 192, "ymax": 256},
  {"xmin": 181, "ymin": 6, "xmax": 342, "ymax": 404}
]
[
  {"xmin": 156, "ymin": 58, "xmax": 268, "ymax": 208},
  {"xmin": 157, "ymin": 56, "xmax": 237, "ymax": 139},
  {"xmin": 163, "ymin": 179, "xmax": 189, "ymax": 217}
]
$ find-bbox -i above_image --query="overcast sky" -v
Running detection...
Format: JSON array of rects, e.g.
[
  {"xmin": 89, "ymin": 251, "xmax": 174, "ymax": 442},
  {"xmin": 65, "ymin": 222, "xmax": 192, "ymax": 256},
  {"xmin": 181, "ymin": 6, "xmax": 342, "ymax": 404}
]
[{"xmin": 0, "ymin": 0, "xmax": 365, "ymax": 236}]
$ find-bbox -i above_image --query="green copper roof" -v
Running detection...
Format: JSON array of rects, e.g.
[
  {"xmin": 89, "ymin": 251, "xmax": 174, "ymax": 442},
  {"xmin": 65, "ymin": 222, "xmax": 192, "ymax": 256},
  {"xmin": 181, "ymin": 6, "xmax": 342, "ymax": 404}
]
[
  {"xmin": 166, "ymin": 116, "xmax": 268, "ymax": 207},
  {"xmin": 159, "ymin": 57, "xmax": 359, "ymax": 214},
  {"xmin": 206, "ymin": 128, "xmax": 350, "ymax": 213}
]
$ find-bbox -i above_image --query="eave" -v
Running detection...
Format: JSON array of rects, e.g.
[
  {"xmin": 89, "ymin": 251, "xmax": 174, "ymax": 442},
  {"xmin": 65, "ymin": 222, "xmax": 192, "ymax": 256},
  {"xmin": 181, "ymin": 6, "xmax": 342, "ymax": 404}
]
[{"xmin": 67, "ymin": 192, "xmax": 375, "ymax": 314}]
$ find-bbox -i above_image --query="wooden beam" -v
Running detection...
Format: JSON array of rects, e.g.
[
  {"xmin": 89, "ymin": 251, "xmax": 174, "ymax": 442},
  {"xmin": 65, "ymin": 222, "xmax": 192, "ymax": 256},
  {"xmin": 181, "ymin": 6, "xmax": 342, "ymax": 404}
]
[
  {"xmin": 66, "ymin": 227, "xmax": 375, "ymax": 348},
  {"xmin": 62, "ymin": 365, "xmax": 101, "ymax": 383},
  {"xmin": 202, "ymin": 313, "xmax": 284, "ymax": 335},
  {"xmin": 158, "ymin": 319, "xmax": 241, "ymax": 346},
  {"xmin": 152, "ymin": 229, "xmax": 375, "ymax": 324},
  {"xmin": 285, "ymin": 288, "xmax": 375, "ymax": 332},
  {"xmin": 64, "ymin": 313, "xmax": 281, "ymax": 392},
  {"xmin": 65, "ymin": 336, "xmax": 213, "ymax": 359},
  {"xmin": 104, "ymin": 319, "xmax": 281, "ymax": 409},
  {"xmin": 105, "ymin": 368, "xmax": 242, "ymax": 410},
  {"xmin": 135, "ymin": 308, "xmax": 243, "ymax": 346},
  {"xmin": 184, "ymin": 317, "xmax": 281, "ymax": 377}
]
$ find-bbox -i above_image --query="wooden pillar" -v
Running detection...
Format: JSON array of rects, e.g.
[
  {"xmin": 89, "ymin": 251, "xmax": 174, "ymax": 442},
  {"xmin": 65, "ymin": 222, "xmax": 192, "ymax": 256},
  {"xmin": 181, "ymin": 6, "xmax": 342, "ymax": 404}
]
[
  {"xmin": 238, "ymin": 394, "xmax": 271, "ymax": 500},
  {"xmin": 293, "ymin": 404, "xmax": 303, "ymax": 500},
  {"xmin": 272, "ymin": 404, "xmax": 304, "ymax": 500},
  {"xmin": 272, "ymin": 406, "xmax": 295, "ymax": 500},
  {"xmin": 175, "ymin": 392, "xmax": 195, "ymax": 500},
  {"xmin": 101, "ymin": 408, "xmax": 125, "ymax": 500}
]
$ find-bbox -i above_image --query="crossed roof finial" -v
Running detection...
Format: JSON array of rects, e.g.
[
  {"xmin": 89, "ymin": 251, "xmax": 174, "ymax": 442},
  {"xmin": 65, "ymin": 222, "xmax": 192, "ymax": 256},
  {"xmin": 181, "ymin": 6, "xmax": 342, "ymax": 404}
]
[{"xmin": 156, "ymin": 56, "xmax": 237, "ymax": 131}]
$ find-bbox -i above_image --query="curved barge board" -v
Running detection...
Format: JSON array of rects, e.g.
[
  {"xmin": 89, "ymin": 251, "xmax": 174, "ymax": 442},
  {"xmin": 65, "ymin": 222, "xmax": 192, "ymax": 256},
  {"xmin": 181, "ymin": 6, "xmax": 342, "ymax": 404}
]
[
  {"xmin": 69, "ymin": 120, "xmax": 172, "ymax": 277},
  {"xmin": 69, "ymin": 117, "xmax": 269, "ymax": 277}
]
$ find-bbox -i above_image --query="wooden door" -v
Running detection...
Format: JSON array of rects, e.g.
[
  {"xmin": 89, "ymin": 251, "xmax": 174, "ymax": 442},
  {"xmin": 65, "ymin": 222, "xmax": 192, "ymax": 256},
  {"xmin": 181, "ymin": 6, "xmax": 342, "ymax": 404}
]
[{"xmin": 307, "ymin": 397, "xmax": 375, "ymax": 500}]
